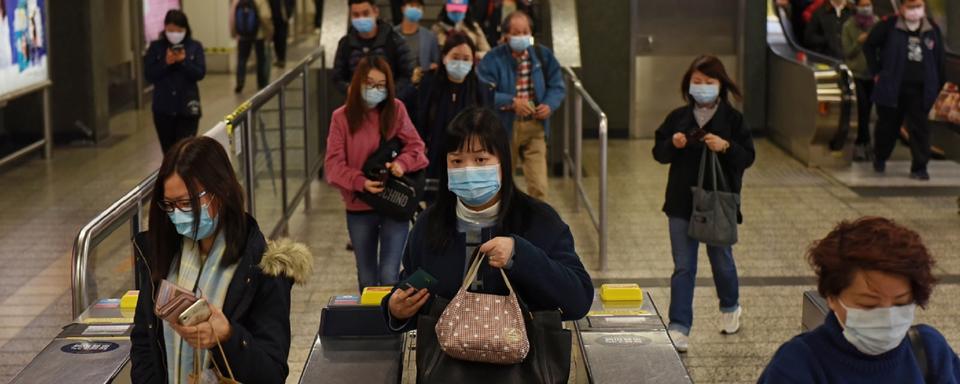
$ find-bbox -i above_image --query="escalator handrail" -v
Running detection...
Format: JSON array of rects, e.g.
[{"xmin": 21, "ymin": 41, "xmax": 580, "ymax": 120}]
[{"xmin": 772, "ymin": 2, "xmax": 847, "ymax": 68}]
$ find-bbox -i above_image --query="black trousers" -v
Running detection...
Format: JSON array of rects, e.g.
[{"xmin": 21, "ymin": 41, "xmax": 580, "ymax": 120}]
[
  {"xmin": 153, "ymin": 113, "xmax": 199, "ymax": 155},
  {"xmin": 874, "ymin": 85, "xmax": 930, "ymax": 172},
  {"xmin": 314, "ymin": 0, "xmax": 323, "ymax": 28},
  {"xmin": 854, "ymin": 77, "xmax": 875, "ymax": 145},
  {"xmin": 237, "ymin": 39, "xmax": 270, "ymax": 90},
  {"xmin": 273, "ymin": 19, "xmax": 289, "ymax": 62}
]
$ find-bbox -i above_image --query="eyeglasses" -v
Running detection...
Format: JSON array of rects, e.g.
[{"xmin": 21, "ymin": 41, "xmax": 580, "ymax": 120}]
[
  {"xmin": 365, "ymin": 82, "xmax": 387, "ymax": 91},
  {"xmin": 158, "ymin": 191, "xmax": 209, "ymax": 213}
]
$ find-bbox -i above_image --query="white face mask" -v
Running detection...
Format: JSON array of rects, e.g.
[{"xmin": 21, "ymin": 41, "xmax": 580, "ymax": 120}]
[
  {"xmin": 903, "ymin": 7, "xmax": 926, "ymax": 23},
  {"xmin": 839, "ymin": 299, "xmax": 916, "ymax": 355},
  {"xmin": 166, "ymin": 31, "xmax": 186, "ymax": 45}
]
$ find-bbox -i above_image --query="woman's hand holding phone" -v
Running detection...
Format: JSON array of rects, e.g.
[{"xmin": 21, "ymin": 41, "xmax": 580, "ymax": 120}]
[
  {"xmin": 388, "ymin": 287, "xmax": 430, "ymax": 320},
  {"xmin": 170, "ymin": 302, "xmax": 233, "ymax": 349}
]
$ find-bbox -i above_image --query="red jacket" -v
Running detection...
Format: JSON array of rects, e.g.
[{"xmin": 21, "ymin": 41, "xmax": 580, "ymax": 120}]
[{"xmin": 324, "ymin": 99, "xmax": 428, "ymax": 212}]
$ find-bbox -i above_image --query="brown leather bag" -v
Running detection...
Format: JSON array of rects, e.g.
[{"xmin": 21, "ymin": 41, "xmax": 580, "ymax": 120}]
[{"xmin": 435, "ymin": 254, "xmax": 530, "ymax": 365}]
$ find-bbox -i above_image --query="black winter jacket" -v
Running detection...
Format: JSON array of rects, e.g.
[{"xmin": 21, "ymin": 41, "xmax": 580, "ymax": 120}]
[
  {"xmin": 144, "ymin": 38, "xmax": 206, "ymax": 117},
  {"xmin": 805, "ymin": 4, "xmax": 854, "ymax": 59},
  {"xmin": 332, "ymin": 19, "xmax": 414, "ymax": 99},
  {"xmin": 863, "ymin": 16, "xmax": 946, "ymax": 111},
  {"xmin": 652, "ymin": 101, "xmax": 756, "ymax": 223},
  {"xmin": 130, "ymin": 215, "xmax": 311, "ymax": 383},
  {"xmin": 381, "ymin": 198, "xmax": 595, "ymax": 332}
]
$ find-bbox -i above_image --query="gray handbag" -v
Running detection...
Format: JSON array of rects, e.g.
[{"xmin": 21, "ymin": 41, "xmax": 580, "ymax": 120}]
[{"xmin": 688, "ymin": 146, "xmax": 740, "ymax": 246}]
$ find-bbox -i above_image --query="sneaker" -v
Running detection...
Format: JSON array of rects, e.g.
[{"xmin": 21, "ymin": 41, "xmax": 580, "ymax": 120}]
[
  {"xmin": 234, "ymin": 85, "xmax": 244, "ymax": 94},
  {"xmin": 873, "ymin": 159, "xmax": 886, "ymax": 174},
  {"xmin": 909, "ymin": 171, "xmax": 930, "ymax": 181},
  {"xmin": 668, "ymin": 329, "xmax": 689, "ymax": 353},
  {"xmin": 720, "ymin": 306, "xmax": 742, "ymax": 334}
]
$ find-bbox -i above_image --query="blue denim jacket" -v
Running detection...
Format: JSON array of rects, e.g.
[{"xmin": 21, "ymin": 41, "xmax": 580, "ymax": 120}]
[{"xmin": 477, "ymin": 44, "xmax": 566, "ymax": 137}]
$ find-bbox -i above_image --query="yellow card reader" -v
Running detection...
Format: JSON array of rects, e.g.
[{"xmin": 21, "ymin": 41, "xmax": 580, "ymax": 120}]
[{"xmin": 600, "ymin": 284, "xmax": 643, "ymax": 302}]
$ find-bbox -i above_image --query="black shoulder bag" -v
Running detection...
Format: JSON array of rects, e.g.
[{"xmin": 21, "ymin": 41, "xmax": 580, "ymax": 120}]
[
  {"xmin": 908, "ymin": 326, "xmax": 931, "ymax": 383},
  {"xmin": 356, "ymin": 136, "xmax": 425, "ymax": 220}
]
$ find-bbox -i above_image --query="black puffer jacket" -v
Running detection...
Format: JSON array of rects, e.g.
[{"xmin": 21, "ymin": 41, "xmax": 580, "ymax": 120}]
[
  {"xmin": 652, "ymin": 101, "xmax": 756, "ymax": 223},
  {"xmin": 332, "ymin": 19, "xmax": 414, "ymax": 99},
  {"xmin": 129, "ymin": 215, "xmax": 312, "ymax": 383}
]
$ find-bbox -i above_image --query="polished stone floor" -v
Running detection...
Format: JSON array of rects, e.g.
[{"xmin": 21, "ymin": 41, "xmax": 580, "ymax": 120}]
[{"xmin": 2, "ymin": 65, "xmax": 960, "ymax": 384}]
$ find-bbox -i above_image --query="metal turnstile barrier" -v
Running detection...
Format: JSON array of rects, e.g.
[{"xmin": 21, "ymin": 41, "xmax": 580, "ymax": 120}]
[
  {"xmin": 10, "ymin": 300, "xmax": 134, "ymax": 384},
  {"xmin": 801, "ymin": 290, "xmax": 830, "ymax": 331},
  {"xmin": 575, "ymin": 292, "xmax": 692, "ymax": 384}
]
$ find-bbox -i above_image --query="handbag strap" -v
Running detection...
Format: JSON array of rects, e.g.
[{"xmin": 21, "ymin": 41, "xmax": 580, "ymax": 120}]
[
  {"xmin": 696, "ymin": 146, "xmax": 708, "ymax": 189},
  {"xmin": 710, "ymin": 150, "xmax": 731, "ymax": 192},
  {"xmin": 908, "ymin": 326, "xmax": 931, "ymax": 383},
  {"xmin": 459, "ymin": 252, "xmax": 517, "ymax": 296},
  {"xmin": 208, "ymin": 322, "xmax": 237, "ymax": 381}
]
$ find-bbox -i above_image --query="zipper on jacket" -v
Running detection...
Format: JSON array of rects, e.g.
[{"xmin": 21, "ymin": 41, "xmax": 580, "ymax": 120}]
[{"xmin": 133, "ymin": 238, "xmax": 168, "ymax": 374}]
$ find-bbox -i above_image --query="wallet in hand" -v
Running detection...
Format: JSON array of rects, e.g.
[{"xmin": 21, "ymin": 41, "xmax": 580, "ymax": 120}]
[{"xmin": 154, "ymin": 279, "xmax": 199, "ymax": 323}]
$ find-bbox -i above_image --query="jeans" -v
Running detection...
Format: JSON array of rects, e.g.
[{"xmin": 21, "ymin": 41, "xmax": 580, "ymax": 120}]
[
  {"xmin": 237, "ymin": 39, "xmax": 270, "ymax": 90},
  {"xmin": 667, "ymin": 217, "xmax": 740, "ymax": 335},
  {"xmin": 874, "ymin": 84, "xmax": 930, "ymax": 173},
  {"xmin": 346, "ymin": 211, "xmax": 409, "ymax": 292}
]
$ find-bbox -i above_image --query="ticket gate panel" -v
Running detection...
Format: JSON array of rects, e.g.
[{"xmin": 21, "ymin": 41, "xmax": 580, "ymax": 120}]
[
  {"xmin": 802, "ymin": 290, "xmax": 830, "ymax": 331},
  {"xmin": 579, "ymin": 332, "xmax": 691, "ymax": 384},
  {"xmin": 299, "ymin": 335, "xmax": 403, "ymax": 384},
  {"xmin": 10, "ymin": 339, "xmax": 131, "ymax": 384}
]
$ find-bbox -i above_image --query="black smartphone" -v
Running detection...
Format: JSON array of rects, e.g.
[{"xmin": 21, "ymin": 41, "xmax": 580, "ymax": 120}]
[
  {"xmin": 686, "ymin": 128, "xmax": 707, "ymax": 141},
  {"xmin": 171, "ymin": 44, "xmax": 185, "ymax": 52},
  {"xmin": 378, "ymin": 168, "xmax": 390, "ymax": 183},
  {"xmin": 399, "ymin": 269, "xmax": 438, "ymax": 291}
]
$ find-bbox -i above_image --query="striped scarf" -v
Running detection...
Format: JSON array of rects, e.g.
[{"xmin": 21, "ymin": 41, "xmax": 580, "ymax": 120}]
[{"xmin": 163, "ymin": 232, "xmax": 238, "ymax": 384}]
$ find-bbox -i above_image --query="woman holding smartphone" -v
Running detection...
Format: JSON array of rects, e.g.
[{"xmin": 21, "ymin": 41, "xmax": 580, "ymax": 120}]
[
  {"xmin": 382, "ymin": 106, "xmax": 593, "ymax": 341},
  {"xmin": 652, "ymin": 55, "xmax": 756, "ymax": 353},
  {"xmin": 144, "ymin": 9, "xmax": 206, "ymax": 155},
  {"xmin": 130, "ymin": 136, "xmax": 312, "ymax": 383},
  {"xmin": 324, "ymin": 56, "xmax": 428, "ymax": 292}
]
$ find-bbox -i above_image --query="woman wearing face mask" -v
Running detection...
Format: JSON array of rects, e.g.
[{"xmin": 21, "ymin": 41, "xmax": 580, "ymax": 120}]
[
  {"xmin": 652, "ymin": 55, "xmax": 756, "ymax": 353},
  {"xmin": 382, "ymin": 107, "xmax": 593, "ymax": 374},
  {"xmin": 432, "ymin": 0, "xmax": 491, "ymax": 58},
  {"xmin": 144, "ymin": 10, "xmax": 206, "ymax": 155},
  {"xmin": 130, "ymin": 137, "xmax": 312, "ymax": 383},
  {"xmin": 759, "ymin": 217, "xmax": 960, "ymax": 383},
  {"xmin": 324, "ymin": 56, "xmax": 428, "ymax": 292},
  {"xmin": 840, "ymin": 0, "xmax": 879, "ymax": 160},
  {"xmin": 410, "ymin": 32, "xmax": 493, "ymax": 189}
]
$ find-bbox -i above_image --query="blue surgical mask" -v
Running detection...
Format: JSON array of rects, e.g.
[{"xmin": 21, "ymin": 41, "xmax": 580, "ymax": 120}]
[
  {"xmin": 509, "ymin": 35, "xmax": 532, "ymax": 52},
  {"xmin": 447, "ymin": 11, "xmax": 466, "ymax": 24},
  {"xmin": 448, "ymin": 164, "xmax": 501, "ymax": 206},
  {"xmin": 404, "ymin": 7, "xmax": 424, "ymax": 23},
  {"xmin": 362, "ymin": 86, "xmax": 388, "ymax": 108},
  {"xmin": 689, "ymin": 83, "xmax": 720, "ymax": 105},
  {"xmin": 167, "ymin": 205, "xmax": 218, "ymax": 240},
  {"xmin": 445, "ymin": 59, "xmax": 473, "ymax": 81},
  {"xmin": 839, "ymin": 299, "xmax": 916, "ymax": 356},
  {"xmin": 857, "ymin": 6, "xmax": 873, "ymax": 16},
  {"xmin": 351, "ymin": 17, "xmax": 376, "ymax": 34}
]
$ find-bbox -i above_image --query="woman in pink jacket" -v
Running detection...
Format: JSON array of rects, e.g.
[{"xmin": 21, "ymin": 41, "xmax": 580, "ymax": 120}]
[{"xmin": 325, "ymin": 56, "xmax": 428, "ymax": 292}]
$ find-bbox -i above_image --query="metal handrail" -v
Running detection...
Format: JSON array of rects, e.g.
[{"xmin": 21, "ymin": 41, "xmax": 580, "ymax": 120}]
[
  {"xmin": 70, "ymin": 46, "xmax": 326, "ymax": 317},
  {"xmin": 561, "ymin": 66, "xmax": 608, "ymax": 271}
]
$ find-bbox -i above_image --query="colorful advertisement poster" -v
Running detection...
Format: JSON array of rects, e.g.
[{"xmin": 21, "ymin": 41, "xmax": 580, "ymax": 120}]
[
  {"xmin": 143, "ymin": 0, "xmax": 180, "ymax": 45},
  {"xmin": 0, "ymin": 0, "xmax": 46, "ymax": 100}
]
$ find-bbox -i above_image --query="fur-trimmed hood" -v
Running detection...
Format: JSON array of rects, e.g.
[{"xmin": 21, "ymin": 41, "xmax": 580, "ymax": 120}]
[{"xmin": 259, "ymin": 238, "xmax": 313, "ymax": 285}]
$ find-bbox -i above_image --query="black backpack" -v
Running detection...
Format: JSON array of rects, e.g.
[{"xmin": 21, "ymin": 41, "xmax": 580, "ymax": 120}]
[{"xmin": 235, "ymin": 0, "xmax": 260, "ymax": 40}]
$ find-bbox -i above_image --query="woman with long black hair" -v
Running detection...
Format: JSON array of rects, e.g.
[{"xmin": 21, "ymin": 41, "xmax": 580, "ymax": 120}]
[
  {"xmin": 130, "ymin": 136, "xmax": 312, "ymax": 383},
  {"xmin": 144, "ymin": 10, "xmax": 206, "ymax": 155},
  {"xmin": 382, "ymin": 107, "xmax": 593, "ymax": 380},
  {"xmin": 412, "ymin": 31, "xmax": 493, "ymax": 184}
]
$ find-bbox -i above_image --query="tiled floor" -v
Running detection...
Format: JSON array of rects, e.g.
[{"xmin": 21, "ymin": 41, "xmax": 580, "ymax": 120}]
[{"xmin": 2, "ymin": 59, "xmax": 960, "ymax": 384}]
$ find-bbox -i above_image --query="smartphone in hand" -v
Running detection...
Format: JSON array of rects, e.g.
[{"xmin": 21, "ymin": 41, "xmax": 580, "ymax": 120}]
[
  {"xmin": 399, "ymin": 269, "xmax": 438, "ymax": 291},
  {"xmin": 686, "ymin": 128, "xmax": 707, "ymax": 141},
  {"xmin": 171, "ymin": 44, "xmax": 185, "ymax": 53},
  {"xmin": 178, "ymin": 298, "xmax": 211, "ymax": 326}
]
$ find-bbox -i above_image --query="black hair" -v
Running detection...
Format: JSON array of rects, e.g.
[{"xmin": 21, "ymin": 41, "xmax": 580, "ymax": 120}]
[
  {"xmin": 681, "ymin": 54, "xmax": 743, "ymax": 103},
  {"xmin": 424, "ymin": 107, "xmax": 541, "ymax": 251},
  {"xmin": 349, "ymin": 0, "xmax": 377, "ymax": 6},
  {"xmin": 426, "ymin": 32, "xmax": 484, "ymax": 126},
  {"xmin": 160, "ymin": 9, "xmax": 192, "ymax": 41},
  {"xmin": 147, "ymin": 137, "xmax": 248, "ymax": 282},
  {"xmin": 402, "ymin": 0, "xmax": 424, "ymax": 5}
]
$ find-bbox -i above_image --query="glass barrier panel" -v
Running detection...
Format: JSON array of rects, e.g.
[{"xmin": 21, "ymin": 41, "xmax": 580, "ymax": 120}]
[
  {"xmin": 252, "ymin": 99, "xmax": 284, "ymax": 234},
  {"xmin": 283, "ymin": 76, "xmax": 308, "ymax": 210}
]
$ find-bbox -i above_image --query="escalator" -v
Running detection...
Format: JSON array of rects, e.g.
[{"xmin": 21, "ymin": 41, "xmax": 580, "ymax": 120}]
[{"xmin": 765, "ymin": 1, "xmax": 858, "ymax": 168}]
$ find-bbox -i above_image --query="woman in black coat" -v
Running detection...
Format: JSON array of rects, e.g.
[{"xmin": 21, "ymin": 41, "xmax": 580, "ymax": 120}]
[
  {"xmin": 144, "ymin": 10, "xmax": 206, "ymax": 155},
  {"xmin": 651, "ymin": 55, "xmax": 755, "ymax": 354},
  {"xmin": 130, "ymin": 137, "xmax": 311, "ymax": 383},
  {"xmin": 382, "ymin": 107, "xmax": 593, "ymax": 381}
]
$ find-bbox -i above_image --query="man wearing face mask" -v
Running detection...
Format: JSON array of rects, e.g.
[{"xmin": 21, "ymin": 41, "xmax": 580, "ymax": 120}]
[
  {"xmin": 477, "ymin": 11, "xmax": 565, "ymax": 201},
  {"xmin": 144, "ymin": 10, "xmax": 206, "ymax": 155},
  {"xmin": 863, "ymin": 0, "xmax": 945, "ymax": 181},
  {"xmin": 332, "ymin": 0, "xmax": 414, "ymax": 99},
  {"xmin": 759, "ymin": 217, "xmax": 960, "ymax": 383},
  {"xmin": 805, "ymin": 0, "xmax": 855, "ymax": 58},
  {"xmin": 394, "ymin": 0, "xmax": 440, "ymax": 84}
]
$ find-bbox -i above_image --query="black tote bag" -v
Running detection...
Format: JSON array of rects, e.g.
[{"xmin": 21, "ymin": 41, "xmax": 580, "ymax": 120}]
[
  {"xmin": 688, "ymin": 146, "xmax": 740, "ymax": 246},
  {"xmin": 356, "ymin": 137, "xmax": 425, "ymax": 220},
  {"xmin": 416, "ymin": 296, "xmax": 572, "ymax": 384}
]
